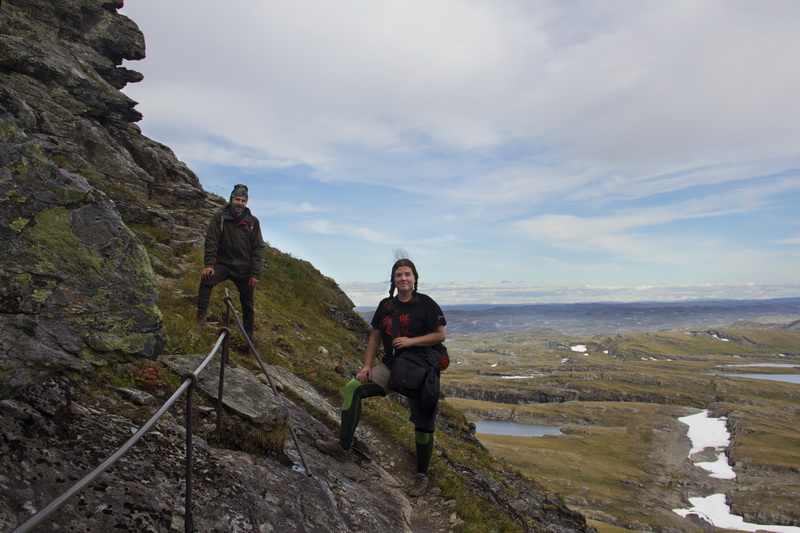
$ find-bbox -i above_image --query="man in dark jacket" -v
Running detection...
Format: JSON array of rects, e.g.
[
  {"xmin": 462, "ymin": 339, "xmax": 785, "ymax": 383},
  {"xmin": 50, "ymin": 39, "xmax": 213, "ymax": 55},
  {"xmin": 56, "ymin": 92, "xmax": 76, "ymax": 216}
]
[{"xmin": 196, "ymin": 184, "xmax": 265, "ymax": 337}]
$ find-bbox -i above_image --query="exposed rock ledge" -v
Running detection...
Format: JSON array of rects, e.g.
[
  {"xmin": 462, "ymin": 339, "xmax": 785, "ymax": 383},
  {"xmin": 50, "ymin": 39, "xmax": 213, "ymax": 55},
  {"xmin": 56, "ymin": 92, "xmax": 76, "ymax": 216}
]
[
  {"xmin": 1, "ymin": 361, "xmax": 594, "ymax": 532},
  {"xmin": 1, "ymin": 375, "xmax": 417, "ymax": 532}
]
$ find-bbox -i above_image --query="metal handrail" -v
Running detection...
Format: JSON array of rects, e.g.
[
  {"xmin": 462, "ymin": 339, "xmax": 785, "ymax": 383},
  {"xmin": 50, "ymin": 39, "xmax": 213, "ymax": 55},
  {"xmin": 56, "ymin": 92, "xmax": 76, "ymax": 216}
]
[
  {"xmin": 12, "ymin": 331, "xmax": 228, "ymax": 533},
  {"xmin": 222, "ymin": 288, "xmax": 312, "ymax": 477},
  {"xmin": 12, "ymin": 288, "xmax": 312, "ymax": 532}
]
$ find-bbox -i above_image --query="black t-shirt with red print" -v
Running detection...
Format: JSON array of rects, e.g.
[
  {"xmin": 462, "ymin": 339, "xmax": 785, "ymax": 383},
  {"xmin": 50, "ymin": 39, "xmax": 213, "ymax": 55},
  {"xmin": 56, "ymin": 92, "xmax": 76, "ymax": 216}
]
[{"xmin": 370, "ymin": 293, "xmax": 446, "ymax": 367}]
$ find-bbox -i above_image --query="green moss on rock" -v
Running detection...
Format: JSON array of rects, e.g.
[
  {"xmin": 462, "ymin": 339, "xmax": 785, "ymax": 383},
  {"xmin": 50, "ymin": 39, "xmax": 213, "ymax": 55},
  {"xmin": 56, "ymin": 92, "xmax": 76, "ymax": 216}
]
[
  {"xmin": 53, "ymin": 187, "xmax": 88, "ymax": 204},
  {"xmin": 10, "ymin": 217, "xmax": 29, "ymax": 232},
  {"xmin": 26, "ymin": 207, "xmax": 105, "ymax": 280},
  {"xmin": 30, "ymin": 280, "xmax": 56, "ymax": 307},
  {"xmin": 0, "ymin": 363, "xmax": 14, "ymax": 383},
  {"xmin": 0, "ymin": 119, "xmax": 27, "ymax": 142},
  {"xmin": 5, "ymin": 189, "xmax": 27, "ymax": 203}
]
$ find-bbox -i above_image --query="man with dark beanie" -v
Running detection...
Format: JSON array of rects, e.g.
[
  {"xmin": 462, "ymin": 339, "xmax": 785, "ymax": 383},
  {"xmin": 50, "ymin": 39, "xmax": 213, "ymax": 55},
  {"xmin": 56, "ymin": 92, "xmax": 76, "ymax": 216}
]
[{"xmin": 196, "ymin": 184, "xmax": 265, "ymax": 338}]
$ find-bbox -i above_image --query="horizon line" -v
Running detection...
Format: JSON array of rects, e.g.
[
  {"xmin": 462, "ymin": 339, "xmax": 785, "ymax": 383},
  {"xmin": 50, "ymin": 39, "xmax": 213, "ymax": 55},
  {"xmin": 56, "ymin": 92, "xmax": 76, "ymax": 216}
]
[
  {"xmin": 352, "ymin": 294, "xmax": 800, "ymax": 311},
  {"xmin": 341, "ymin": 282, "xmax": 800, "ymax": 309}
]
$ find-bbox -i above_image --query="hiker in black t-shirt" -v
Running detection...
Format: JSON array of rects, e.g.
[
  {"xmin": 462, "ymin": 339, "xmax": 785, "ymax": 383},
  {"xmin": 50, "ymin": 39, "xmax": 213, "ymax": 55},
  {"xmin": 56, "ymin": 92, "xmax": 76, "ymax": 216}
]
[{"xmin": 316, "ymin": 258, "xmax": 446, "ymax": 497}]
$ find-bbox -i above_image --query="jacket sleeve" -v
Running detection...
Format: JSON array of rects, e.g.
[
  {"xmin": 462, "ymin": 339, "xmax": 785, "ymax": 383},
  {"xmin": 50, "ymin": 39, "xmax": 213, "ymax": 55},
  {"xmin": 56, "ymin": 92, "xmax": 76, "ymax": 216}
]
[
  {"xmin": 203, "ymin": 211, "xmax": 222, "ymax": 268},
  {"xmin": 249, "ymin": 218, "xmax": 267, "ymax": 279}
]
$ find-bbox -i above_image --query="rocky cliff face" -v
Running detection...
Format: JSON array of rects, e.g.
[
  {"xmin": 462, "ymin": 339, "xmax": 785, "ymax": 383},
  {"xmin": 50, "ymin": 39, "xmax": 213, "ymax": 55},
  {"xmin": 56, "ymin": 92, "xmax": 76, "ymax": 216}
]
[
  {"xmin": 0, "ymin": 135, "xmax": 165, "ymax": 396},
  {"xmin": 1, "ymin": 0, "xmax": 221, "ymax": 397},
  {"xmin": 0, "ymin": 0, "xmax": 216, "ymax": 235},
  {"xmin": 0, "ymin": 2, "xmax": 594, "ymax": 531}
]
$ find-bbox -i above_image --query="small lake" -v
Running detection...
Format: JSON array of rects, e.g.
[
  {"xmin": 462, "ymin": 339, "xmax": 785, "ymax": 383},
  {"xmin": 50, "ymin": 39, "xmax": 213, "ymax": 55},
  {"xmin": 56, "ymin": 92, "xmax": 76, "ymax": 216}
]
[
  {"xmin": 474, "ymin": 420, "xmax": 562, "ymax": 437},
  {"xmin": 713, "ymin": 363, "xmax": 800, "ymax": 384},
  {"xmin": 720, "ymin": 373, "xmax": 800, "ymax": 384},
  {"xmin": 725, "ymin": 363, "xmax": 799, "ymax": 368}
]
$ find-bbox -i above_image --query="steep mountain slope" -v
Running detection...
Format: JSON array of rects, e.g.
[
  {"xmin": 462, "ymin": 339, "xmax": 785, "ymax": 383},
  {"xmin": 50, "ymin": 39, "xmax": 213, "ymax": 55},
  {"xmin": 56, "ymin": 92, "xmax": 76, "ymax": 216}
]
[{"xmin": 0, "ymin": 1, "xmax": 593, "ymax": 531}]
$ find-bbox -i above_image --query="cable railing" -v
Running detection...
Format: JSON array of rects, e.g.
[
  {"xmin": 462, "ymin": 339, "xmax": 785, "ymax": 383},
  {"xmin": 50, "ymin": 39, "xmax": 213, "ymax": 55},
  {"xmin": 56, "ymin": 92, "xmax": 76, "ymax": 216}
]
[{"xmin": 12, "ymin": 288, "xmax": 311, "ymax": 532}]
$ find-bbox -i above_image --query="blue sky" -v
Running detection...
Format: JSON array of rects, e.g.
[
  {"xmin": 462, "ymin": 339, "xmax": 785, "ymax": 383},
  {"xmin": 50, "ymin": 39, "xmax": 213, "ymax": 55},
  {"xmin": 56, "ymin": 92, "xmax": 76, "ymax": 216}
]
[{"xmin": 119, "ymin": 0, "xmax": 800, "ymax": 308}]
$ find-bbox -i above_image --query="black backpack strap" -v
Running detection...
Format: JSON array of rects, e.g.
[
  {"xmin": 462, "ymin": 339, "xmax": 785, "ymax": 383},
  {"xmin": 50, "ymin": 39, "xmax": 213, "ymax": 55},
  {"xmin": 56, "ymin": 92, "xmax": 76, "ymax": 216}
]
[{"xmin": 391, "ymin": 305, "xmax": 400, "ymax": 357}]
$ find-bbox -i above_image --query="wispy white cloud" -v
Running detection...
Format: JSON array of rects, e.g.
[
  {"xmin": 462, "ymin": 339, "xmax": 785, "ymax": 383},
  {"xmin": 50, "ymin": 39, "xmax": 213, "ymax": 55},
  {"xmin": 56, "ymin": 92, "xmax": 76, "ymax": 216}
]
[
  {"xmin": 512, "ymin": 174, "xmax": 800, "ymax": 257},
  {"xmin": 343, "ymin": 280, "xmax": 800, "ymax": 308},
  {"xmin": 303, "ymin": 219, "xmax": 393, "ymax": 244},
  {"xmin": 264, "ymin": 201, "xmax": 319, "ymax": 215},
  {"xmin": 772, "ymin": 235, "xmax": 800, "ymax": 245},
  {"xmin": 127, "ymin": 1, "xmax": 800, "ymax": 187},
  {"xmin": 121, "ymin": 0, "xmax": 800, "ymax": 300}
]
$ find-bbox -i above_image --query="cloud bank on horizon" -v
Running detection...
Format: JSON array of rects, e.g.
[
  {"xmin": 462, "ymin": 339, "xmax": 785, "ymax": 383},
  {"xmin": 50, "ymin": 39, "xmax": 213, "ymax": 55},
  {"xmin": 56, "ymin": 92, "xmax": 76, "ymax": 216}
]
[{"xmin": 120, "ymin": 0, "xmax": 800, "ymax": 308}]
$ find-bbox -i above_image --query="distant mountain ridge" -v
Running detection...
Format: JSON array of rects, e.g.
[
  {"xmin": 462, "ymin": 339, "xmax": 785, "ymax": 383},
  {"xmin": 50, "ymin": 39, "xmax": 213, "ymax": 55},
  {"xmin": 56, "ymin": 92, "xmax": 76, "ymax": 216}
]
[{"xmin": 360, "ymin": 297, "xmax": 800, "ymax": 336}]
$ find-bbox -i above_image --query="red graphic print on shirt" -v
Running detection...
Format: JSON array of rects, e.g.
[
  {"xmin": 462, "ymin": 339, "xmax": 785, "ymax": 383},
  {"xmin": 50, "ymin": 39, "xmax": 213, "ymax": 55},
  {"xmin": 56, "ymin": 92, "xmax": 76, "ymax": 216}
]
[{"xmin": 381, "ymin": 313, "xmax": 411, "ymax": 338}]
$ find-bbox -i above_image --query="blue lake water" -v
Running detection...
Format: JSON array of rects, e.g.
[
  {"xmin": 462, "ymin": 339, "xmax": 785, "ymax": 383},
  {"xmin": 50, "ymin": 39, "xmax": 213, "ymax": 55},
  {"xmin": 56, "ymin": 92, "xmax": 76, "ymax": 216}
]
[
  {"xmin": 474, "ymin": 420, "xmax": 562, "ymax": 437},
  {"xmin": 720, "ymin": 373, "xmax": 800, "ymax": 384},
  {"xmin": 713, "ymin": 363, "xmax": 800, "ymax": 384},
  {"xmin": 724, "ymin": 363, "xmax": 799, "ymax": 368},
  {"xmin": 714, "ymin": 363, "xmax": 800, "ymax": 384}
]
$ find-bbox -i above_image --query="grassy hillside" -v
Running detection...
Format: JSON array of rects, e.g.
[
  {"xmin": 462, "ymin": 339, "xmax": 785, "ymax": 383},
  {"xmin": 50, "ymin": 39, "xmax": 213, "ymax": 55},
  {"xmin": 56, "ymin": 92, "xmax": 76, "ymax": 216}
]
[
  {"xmin": 444, "ymin": 327, "xmax": 800, "ymax": 532},
  {"xmin": 125, "ymin": 244, "xmax": 590, "ymax": 533},
  {"xmin": 121, "ymin": 234, "xmax": 800, "ymax": 532}
]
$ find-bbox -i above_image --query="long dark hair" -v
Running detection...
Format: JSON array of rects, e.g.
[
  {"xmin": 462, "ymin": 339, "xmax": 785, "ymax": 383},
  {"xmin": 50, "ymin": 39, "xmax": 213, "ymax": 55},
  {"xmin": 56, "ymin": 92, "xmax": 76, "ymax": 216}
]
[{"xmin": 384, "ymin": 258, "xmax": 419, "ymax": 312}]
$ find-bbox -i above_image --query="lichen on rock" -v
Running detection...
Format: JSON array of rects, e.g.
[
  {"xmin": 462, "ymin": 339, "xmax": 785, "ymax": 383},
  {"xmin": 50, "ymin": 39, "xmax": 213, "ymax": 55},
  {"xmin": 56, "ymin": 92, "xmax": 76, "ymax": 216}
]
[{"xmin": 1, "ymin": 136, "xmax": 165, "ymax": 397}]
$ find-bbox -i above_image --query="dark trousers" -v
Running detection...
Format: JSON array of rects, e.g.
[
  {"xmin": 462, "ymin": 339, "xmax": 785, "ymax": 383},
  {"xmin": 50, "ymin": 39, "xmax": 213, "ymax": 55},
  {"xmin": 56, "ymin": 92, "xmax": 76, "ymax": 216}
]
[
  {"xmin": 197, "ymin": 265, "xmax": 256, "ymax": 335},
  {"xmin": 339, "ymin": 363, "xmax": 435, "ymax": 474}
]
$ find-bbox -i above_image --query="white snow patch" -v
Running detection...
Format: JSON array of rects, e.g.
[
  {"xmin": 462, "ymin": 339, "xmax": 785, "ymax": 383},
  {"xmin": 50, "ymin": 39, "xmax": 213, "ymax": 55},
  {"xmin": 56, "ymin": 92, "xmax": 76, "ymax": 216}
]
[
  {"xmin": 679, "ymin": 411, "xmax": 730, "ymax": 457},
  {"xmin": 696, "ymin": 453, "xmax": 736, "ymax": 480},
  {"xmin": 669, "ymin": 411, "xmax": 800, "ymax": 531},
  {"xmin": 674, "ymin": 494, "xmax": 800, "ymax": 532}
]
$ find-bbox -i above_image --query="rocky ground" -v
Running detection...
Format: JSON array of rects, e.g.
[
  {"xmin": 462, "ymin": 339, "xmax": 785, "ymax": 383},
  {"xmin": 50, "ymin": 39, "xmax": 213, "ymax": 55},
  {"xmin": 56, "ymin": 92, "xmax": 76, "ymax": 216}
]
[
  {"xmin": 2, "ymin": 357, "xmax": 592, "ymax": 533},
  {"xmin": 1, "ymin": 374, "xmax": 456, "ymax": 532}
]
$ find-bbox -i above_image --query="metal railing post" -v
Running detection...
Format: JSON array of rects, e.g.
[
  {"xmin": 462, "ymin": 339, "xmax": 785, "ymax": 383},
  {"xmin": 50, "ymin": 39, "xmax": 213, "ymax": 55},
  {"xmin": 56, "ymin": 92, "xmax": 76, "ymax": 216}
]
[
  {"xmin": 181, "ymin": 372, "xmax": 198, "ymax": 533},
  {"xmin": 216, "ymin": 327, "xmax": 230, "ymax": 441}
]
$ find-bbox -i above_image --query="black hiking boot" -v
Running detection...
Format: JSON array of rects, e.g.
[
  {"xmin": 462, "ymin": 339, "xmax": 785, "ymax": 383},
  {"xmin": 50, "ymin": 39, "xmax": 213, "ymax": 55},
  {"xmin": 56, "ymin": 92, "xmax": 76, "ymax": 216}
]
[
  {"xmin": 408, "ymin": 473, "xmax": 430, "ymax": 497},
  {"xmin": 314, "ymin": 439, "xmax": 352, "ymax": 462}
]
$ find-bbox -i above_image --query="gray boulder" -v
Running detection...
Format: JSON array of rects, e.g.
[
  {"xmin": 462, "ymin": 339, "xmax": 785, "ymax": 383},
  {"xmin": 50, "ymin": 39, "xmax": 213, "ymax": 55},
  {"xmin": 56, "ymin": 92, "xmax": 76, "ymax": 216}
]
[
  {"xmin": 160, "ymin": 354, "xmax": 289, "ymax": 431},
  {"xmin": 0, "ymin": 134, "xmax": 165, "ymax": 398},
  {"xmin": 0, "ymin": 0, "xmax": 223, "ymax": 398}
]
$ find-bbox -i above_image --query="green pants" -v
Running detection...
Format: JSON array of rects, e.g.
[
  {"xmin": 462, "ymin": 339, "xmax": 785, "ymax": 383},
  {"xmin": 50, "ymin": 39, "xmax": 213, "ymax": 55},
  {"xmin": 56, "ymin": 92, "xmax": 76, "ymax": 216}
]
[{"xmin": 339, "ymin": 363, "xmax": 435, "ymax": 474}]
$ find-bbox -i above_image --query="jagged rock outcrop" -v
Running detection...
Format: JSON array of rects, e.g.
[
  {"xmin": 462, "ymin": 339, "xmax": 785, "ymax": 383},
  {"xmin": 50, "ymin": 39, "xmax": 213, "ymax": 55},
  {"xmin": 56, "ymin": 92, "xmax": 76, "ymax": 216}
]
[
  {"xmin": 782, "ymin": 319, "xmax": 800, "ymax": 332},
  {"xmin": 160, "ymin": 354, "xmax": 289, "ymax": 431},
  {"xmin": 1, "ymin": 371, "xmax": 594, "ymax": 533},
  {"xmin": 0, "ymin": 376, "xmax": 414, "ymax": 532},
  {"xmin": 0, "ymin": 0, "xmax": 221, "ymax": 397},
  {"xmin": 0, "ymin": 0, "xmax": 218, "ymax": 241},
  {"xmin": 443, "ymin": 383, "xmax": 580, "ymax": 405}
]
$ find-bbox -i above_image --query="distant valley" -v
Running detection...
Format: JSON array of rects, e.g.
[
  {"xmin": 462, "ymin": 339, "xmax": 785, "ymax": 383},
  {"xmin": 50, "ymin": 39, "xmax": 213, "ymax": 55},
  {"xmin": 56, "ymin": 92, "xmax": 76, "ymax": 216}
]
[
  {"xmin": 359, "ymin": 297, "xmax": 800, "ymax": 336},
  {"xmin": 438, "ymin": 310, "xmax": 800, "ymax": 532}
]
